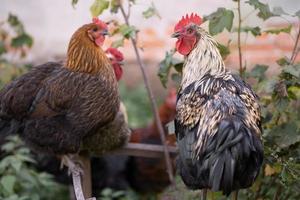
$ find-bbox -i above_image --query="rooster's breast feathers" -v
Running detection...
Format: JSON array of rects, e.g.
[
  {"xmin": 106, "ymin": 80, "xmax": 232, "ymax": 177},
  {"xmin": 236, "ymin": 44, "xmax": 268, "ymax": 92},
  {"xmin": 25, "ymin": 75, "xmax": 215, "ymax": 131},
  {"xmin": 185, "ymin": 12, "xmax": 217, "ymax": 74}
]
[{"xmin": 175, "ymin": 73, "xmax": 261, "ymax": 158}]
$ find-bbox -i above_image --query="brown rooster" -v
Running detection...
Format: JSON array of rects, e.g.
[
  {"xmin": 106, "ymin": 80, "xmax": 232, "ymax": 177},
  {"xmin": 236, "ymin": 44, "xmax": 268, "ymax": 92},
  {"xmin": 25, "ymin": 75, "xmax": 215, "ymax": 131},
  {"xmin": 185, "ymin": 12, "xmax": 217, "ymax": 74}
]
[
  {"xmin": 0, "ymin": 18, "xmax": 127, "ymax": 176},
  {"xmin": 172, "ymin": 13, "xmax": 264, "ymax": 198}
]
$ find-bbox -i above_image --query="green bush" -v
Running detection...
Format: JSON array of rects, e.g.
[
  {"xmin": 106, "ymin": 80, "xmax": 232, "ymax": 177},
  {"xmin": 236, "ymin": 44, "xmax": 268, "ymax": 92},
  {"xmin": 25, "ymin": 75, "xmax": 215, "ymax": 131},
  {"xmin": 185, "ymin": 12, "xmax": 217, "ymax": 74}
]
[{"xmin": 0, "ymin": 136, "xmax": 69, "ymax": 200}]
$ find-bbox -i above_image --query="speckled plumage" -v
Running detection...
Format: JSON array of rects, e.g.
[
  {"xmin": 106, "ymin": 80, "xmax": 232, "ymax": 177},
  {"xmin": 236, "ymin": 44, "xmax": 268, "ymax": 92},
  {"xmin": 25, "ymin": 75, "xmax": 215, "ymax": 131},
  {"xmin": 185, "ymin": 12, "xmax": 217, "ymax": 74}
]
[{"xmin": 175, "ymin": 27, "xmax": 263, "ymax": 195}]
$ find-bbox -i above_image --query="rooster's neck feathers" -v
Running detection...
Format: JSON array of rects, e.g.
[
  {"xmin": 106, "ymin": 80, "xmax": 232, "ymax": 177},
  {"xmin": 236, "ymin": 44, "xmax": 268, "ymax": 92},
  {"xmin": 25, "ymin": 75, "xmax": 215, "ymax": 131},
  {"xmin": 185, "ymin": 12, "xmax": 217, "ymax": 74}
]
[
  {"xmin": 181, "ymin": 28, "xmax": 227, "ymax": 89},
  {"xmin": 65, "ymin": 25, "xmax": 113, "ymax": 76}
]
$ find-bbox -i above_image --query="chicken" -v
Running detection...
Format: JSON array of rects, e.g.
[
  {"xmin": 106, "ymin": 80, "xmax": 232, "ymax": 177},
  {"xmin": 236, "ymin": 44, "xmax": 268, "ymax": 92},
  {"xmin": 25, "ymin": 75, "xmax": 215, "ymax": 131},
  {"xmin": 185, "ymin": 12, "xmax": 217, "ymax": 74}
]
[
  {"xmin": 172, "ymin": 14, "xmax": 264, "ymax": 196},
  {"xmin": 81, "ymin": 47, "xmax": 130, "ymax": 155},
  {"xmin": 128, "ymin": 88, "xmax": 177, "ymax": 193},
  {"xmin": 0, "ymin": 18, "xmax": 125, "ymax": 173},
  {"xmin": 106, "ymin": 47, "xmax": 124, "ymax": 81}
]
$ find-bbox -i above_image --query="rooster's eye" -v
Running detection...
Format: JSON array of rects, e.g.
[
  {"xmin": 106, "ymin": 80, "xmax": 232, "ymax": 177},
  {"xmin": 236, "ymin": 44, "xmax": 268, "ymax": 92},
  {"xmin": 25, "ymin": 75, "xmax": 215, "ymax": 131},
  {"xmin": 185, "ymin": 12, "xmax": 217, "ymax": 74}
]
[
  {"xmin": 93, "ymin": 27, "xmax": 98, "ymax": 32},
  {"xmin": 187, "ymin": 28, "xmax": 193, "ymax": 34}
]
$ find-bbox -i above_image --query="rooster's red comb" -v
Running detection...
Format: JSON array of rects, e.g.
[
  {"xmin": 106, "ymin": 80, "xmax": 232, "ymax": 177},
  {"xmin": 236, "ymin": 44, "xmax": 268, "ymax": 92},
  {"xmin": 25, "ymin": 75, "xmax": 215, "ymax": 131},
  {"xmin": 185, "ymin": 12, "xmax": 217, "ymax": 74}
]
[
  {"xmin": 174, "ymin": 13, "xmax": 202, "ymax": 32},
  {"xmin": 92, "ymin": 17, "xmax": 108, "ymax": 30},
  {"xmin": 106, "ymin": 47, "xmax": 124, "ymax": 62}
]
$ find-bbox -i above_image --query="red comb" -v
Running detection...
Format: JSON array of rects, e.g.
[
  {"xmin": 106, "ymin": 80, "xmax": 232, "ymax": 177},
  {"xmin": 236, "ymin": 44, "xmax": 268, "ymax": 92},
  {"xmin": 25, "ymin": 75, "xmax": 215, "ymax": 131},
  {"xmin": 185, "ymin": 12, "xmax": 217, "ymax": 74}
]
[
  {"xmin": 106, "ymin": 47, "xmax": 124, "ymax": 62},
  {"xmin": 174, "ymin": 13, "xmax": 202, "ymax": 32},
  {"xmin": 92, "ymin": 17, "xmax": 108, "ymax": 30}
]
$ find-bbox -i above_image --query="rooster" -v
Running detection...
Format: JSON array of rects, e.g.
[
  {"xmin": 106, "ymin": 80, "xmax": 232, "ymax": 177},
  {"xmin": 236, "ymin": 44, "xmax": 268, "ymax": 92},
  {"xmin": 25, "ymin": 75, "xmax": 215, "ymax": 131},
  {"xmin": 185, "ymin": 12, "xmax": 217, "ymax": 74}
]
[
  {"xmin": 0, "ymin": 18, "xmax": 126, "ymax": 176},
  {"xmin": 172, "ymin": 13, "xmax": 264, "ymax": 197}
]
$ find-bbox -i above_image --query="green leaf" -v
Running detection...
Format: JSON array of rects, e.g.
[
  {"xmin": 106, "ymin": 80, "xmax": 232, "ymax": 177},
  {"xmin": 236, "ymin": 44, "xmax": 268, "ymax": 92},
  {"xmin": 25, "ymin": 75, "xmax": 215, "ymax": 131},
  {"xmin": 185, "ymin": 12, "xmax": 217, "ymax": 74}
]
[
  {"xmin": 246, "ymin": 0, "xmax": 276, "ymax": 20},
  {"xmin": 173, "ymin": 62, "xmax": 183, "ymax": 73},
  {"xmin": 7, "ymin": 13, "xmax": 24, "ymax": 34},
  {"xmin": 295, "ymin": 10, "xmax": 300, "ymax": 18},
  {"xmin": 283, "ymin": 65, "xmax": 300, "ymax": 78},
  {"xmin": 205, "ymin": 8, "xmax": 234, "ymax": 35},
  {"xmin": 111, "ymin": 190, "xmax": 125, "ymax": 198},
  {"xmin": 272, "ymin": 7, "xmax": 288, "ymax": 16},
  {"xmin": 119, "ymin": 24, "xmax": 137, "ymax": 39},
  {"xmin": 265, "ymin": 25, "xmax": 292, "ymax": 35},
  {"xmin": 158, "ymin": 51, "xmax": 179, "ymax": 88},
  {"xmin": 158, "ymin": 59, "xmax": 172, "ymax": 88},
  {"xmin": 7, "ymin": 14, "xmax": 21, "ymax": 28},
  {"xmin": 90, "ymin": 0, "xmax": 109, "ymax": 17},
  {"xmin": 249, "ymin": 64, "xmax": 269, "ymax": 81},
  {"xmin": 257, "ymin": 78, "xmax": 277, "ymax": 93},
  {"xmin": 101, "ymin": 188, "xmax": 112, "ymax": 196},
  {"xmin": 1, "ymin": 142, "xmax": 15, "ymax": 152},
  {"xmin": 11, "ymin": 159, "xmax": 22, "ymax": 172},
  {"xmin": 16, "ymin": 154, "xmax": 36, "ymax": 164},
  {"xmin": 111, "ymin": 38, "xmax": 124, "ymax": 48},
  {"xmin": 110, "ymin": 0, "xmax": 121, "ymax": 13},
  {"xmin": 0, "ymin": 41, "xmax": 7, "ymax": 55},
  {"xmin": 276, "ymin": 57, "xmax": 290, "ymax": 66},
  {"xmin": 288, "ymin": 86, "xmax": 300, "ymax": 99},
  {"xmin": 71, "ymin": 0, "xmax": 79, "ymax": 8},
  {"xmin": 272, "ymin": 122, "xmax": 300, "ymax": 148},
  {"xmin": 11, "ymin": 33, "xmax": 33, "ymax": 48},
  {"xmin": 217, "ymin": 42, "xmax": 230, "ymax": 59},
  {"xmin": 142, "ymin": 2, "xmax": 161, "ymax": 19},
  {"xmin": 171, "ymin": 73, "xmax": 182, "ymax": 85},
  {"xmin": 240, "ymin": 26, "xmax": 261, "ymax": 36},
  {"xmin": 0, "ymin": 175, "xmax": 16, "ymax": 194}
]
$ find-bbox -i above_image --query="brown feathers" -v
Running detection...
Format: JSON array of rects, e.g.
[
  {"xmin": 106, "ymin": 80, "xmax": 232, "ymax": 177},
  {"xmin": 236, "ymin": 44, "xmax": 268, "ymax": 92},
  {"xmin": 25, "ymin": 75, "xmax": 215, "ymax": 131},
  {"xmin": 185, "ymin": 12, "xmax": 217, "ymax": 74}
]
[{"xmin": 65, "ymin": 24, "xmax": 113, "ymax": 77}]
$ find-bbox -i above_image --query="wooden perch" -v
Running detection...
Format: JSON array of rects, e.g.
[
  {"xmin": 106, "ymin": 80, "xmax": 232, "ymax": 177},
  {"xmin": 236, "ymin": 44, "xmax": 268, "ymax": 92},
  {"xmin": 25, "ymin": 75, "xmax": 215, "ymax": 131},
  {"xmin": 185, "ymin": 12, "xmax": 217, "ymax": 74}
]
[
  {"xmin": 71, "ymin": 143, "xmax": 178, "ymax": 200},
  {"xmin": 111, "ymin": 142, "xmax": 178, "ymax": 158}
]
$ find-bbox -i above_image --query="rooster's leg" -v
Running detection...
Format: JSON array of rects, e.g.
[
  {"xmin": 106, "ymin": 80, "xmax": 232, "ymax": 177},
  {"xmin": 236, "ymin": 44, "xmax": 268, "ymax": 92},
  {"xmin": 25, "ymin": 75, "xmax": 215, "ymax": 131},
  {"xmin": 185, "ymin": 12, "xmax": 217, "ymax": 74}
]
[
  {"xmin": 61, "ymin": 154, "xmax": 84, "ymax": 175},
  {"xmin": 61, "ymin": 155, "xmax": 95, "ymax": 200}
]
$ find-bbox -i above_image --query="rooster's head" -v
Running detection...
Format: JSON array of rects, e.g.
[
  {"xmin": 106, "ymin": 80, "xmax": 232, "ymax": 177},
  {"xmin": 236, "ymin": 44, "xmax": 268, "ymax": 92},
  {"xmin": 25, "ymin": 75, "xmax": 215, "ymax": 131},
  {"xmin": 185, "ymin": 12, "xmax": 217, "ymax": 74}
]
[
  {"xmin": 172, "ymin": 13, "xmax": 202, "ymax": 56},
  {"xmin": 105, "ymin": 47, "xmax": 124, "ymax": 81},
  {"xmin": 85, "ymin": 17, "xmax": 109, "ymax": 47}
]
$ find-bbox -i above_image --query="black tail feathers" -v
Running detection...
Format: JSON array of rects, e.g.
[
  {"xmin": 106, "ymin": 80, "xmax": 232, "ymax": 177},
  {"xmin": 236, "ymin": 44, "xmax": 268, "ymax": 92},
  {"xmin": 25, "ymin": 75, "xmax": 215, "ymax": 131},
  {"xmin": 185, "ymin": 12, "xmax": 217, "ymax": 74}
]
[{"xmin": 177, "ymin": 118, "xmax": 263, "ymax": 196}]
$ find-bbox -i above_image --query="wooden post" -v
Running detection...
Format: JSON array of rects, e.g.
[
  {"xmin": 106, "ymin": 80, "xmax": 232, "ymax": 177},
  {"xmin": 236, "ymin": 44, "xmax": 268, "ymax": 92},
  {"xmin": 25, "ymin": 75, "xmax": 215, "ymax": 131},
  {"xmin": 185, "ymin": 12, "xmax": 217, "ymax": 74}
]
[
  {"xmin": 201, "ymin": 189, "xmax": 207, "ymax": 200},
  {"xmin": 78, "ymin": 151, "xmax": 92, "ymax": 199},
  {"xmin": 233, "ymin": 190, "xmax": 239, "ymax": 200}
]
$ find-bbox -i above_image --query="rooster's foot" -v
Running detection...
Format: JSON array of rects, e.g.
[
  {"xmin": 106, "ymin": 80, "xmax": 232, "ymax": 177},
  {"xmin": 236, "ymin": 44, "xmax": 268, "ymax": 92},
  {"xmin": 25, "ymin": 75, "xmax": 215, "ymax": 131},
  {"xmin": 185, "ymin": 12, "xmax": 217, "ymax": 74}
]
[{"xmin": 60, "ymin": 154, "xmax": 84, "ymax": 176}]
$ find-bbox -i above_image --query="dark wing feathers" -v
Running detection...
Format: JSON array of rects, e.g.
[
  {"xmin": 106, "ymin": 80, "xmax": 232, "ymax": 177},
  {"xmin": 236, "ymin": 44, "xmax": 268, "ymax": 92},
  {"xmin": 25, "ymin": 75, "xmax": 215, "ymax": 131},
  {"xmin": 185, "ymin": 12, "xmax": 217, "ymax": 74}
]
[
  {"xmin": 0, "ymin": 62, "xmax": 59, "ymax": 119},
  {"xmin": 175, "ymin": 74, "xmax": 263, "ymax": 195},
  {"xmin": 0, "ymin": 62, "xmax": 120, "ymax": 154}
]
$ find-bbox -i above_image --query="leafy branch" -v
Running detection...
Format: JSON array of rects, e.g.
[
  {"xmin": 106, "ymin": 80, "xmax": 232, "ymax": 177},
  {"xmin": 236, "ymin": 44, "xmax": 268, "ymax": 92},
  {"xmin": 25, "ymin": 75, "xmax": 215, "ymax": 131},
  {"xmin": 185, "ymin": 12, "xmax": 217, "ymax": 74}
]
[
  {"xmin": 237, "ymin": 0, "xmax": 244, "ymax": 77},
  {"xmin": 117, "ymin": 2, "xmax": 175, "ymax": 184},
  {"xmin": 291, "ymin": 20, "xmax": 300, "ymax": 64}
]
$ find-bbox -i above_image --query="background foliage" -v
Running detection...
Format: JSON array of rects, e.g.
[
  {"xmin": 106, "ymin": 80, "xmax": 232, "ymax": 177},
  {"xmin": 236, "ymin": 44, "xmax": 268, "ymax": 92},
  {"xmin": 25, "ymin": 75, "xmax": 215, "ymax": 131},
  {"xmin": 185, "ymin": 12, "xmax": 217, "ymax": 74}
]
[{"xmin": 0, "ymin": 0, "xmax": 299, "ymax": 199}]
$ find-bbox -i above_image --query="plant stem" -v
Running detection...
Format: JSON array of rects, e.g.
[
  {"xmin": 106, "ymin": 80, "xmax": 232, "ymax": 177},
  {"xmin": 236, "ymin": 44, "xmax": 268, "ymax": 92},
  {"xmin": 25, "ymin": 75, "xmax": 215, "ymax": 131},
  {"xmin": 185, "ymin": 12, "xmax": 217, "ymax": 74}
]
[
  {"xmin": 272, "ymin": 184, "xmax": 282, "ymax": 200},
  {"xmin": 291, "ymin": 21, "xmax": 300, "ymax": 64},
  {"xmin": 237, "ymin": 0, "xmax": 243, "ymax": 77},
  {"xmin": 119, "ymin": 3, "xmax": 174, "ymax": 184}
]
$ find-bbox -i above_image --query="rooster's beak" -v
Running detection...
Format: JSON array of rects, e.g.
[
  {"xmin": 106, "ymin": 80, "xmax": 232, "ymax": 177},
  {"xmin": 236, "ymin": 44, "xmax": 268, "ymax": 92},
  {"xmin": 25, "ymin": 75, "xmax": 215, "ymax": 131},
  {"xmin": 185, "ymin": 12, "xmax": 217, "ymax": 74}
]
[
  {"xmin": 118, "ymin": 61, "xmax": 124, "ymax": 65},
  {"xmin": 101, "ymin": 29, "xmax": 109, "ymax": 36},
  {"xmin": 171, "ymin": 32, "xmax": 180, "ymax": 38}
]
